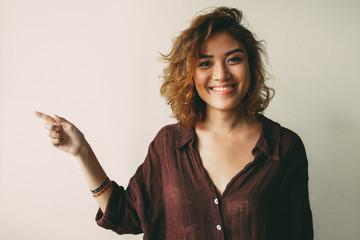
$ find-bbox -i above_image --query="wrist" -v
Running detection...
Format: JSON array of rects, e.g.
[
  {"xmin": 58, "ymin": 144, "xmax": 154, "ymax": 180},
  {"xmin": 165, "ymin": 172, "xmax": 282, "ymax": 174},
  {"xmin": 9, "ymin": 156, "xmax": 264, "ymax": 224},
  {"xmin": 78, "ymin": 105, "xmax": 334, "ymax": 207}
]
[{"xmin": 75, "ymin": 140, "xmax": 92, "ymax": 162}]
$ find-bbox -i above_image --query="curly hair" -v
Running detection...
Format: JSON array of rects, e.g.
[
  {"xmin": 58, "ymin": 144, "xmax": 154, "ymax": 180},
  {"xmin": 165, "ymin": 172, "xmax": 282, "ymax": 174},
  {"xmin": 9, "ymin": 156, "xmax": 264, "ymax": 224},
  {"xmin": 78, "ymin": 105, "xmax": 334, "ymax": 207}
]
[{"xmin": 160, "ymin": 7, "xmax": 274, "ymax": 127}]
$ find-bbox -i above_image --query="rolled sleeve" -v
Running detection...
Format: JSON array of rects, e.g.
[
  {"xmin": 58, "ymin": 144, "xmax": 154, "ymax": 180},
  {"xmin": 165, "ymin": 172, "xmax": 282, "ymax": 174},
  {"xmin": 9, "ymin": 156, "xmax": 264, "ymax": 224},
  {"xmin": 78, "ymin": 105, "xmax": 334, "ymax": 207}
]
[{"xmin": 95, "ymin": 181, "xmax": 143, "ymax": 234}]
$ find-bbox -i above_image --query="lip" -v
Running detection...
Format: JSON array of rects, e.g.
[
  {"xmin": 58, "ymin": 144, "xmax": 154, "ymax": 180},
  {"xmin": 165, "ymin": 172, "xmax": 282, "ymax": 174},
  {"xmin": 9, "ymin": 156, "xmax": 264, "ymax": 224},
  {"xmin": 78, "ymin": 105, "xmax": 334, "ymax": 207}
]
[{"xmin": 209, "ymin": 84, "xmax": 237, "ymax": 95}]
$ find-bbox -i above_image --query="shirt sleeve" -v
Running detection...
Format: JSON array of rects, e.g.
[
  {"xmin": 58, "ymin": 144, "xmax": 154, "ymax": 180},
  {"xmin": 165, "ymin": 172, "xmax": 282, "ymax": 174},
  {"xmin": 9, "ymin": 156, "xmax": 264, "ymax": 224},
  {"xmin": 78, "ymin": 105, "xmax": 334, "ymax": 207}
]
[
  {"xmin": 95, "ymin": 182, "xmax": 143, "ymax": 234},
  {"xmin": 279, "ymin": 131, "xmax": 314, "ymax": 240},
  {"xmin": 95, "ymin": 138, "xmax": 164, "ymax": 235}
]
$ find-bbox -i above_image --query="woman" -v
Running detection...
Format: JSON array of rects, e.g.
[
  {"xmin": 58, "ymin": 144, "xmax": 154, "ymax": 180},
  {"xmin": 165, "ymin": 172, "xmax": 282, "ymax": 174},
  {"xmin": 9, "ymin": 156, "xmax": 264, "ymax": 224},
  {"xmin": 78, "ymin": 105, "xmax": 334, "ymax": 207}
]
[{"xmin": 35, "ymin": 7, "xmax": 313, "ymax": 239}]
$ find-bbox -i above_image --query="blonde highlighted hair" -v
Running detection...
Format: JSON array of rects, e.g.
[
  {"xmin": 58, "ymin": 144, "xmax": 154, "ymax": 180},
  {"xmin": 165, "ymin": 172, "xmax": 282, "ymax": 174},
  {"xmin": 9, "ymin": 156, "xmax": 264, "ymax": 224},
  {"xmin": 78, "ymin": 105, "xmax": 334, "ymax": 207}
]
[{"xmin": 160, "ymin": 7, "xmax": 274, "ymax": 127}]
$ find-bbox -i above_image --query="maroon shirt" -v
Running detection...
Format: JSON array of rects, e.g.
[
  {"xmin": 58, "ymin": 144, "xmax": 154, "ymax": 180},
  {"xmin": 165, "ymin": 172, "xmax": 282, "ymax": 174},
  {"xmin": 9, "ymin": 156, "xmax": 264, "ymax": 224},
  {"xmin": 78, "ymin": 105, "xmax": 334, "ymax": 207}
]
[{"xmin": 96, "ymin": 115, "xmax": 313, "ymax": 239}]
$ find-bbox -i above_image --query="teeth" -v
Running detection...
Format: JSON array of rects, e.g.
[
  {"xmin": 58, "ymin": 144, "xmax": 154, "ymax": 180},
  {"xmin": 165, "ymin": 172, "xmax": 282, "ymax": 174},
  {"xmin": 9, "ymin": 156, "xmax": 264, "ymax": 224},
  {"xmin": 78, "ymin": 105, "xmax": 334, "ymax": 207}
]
[{"xmin": 212, "ymin": 86, "xmax": 233, "ymax": 91}]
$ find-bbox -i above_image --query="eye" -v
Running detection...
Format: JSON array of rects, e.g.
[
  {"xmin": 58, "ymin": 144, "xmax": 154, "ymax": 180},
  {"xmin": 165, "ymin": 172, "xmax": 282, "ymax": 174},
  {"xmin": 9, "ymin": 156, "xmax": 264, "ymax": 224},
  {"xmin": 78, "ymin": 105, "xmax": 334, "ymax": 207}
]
[
  {"xmin": 228, "ymin": 57, "xmax": 243, "ymax": 64},
  {"xmin": 198, "ymin": 61, "xmax": 212, "ymax": 67}
]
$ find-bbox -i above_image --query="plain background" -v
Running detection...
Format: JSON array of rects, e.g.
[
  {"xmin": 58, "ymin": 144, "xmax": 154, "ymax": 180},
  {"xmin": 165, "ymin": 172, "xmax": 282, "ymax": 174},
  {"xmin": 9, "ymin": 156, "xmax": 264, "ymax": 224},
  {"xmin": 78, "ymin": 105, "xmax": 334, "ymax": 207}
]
[{"xmin": 1, "ymin": 0, "xmax": 359, "ymax": 239}]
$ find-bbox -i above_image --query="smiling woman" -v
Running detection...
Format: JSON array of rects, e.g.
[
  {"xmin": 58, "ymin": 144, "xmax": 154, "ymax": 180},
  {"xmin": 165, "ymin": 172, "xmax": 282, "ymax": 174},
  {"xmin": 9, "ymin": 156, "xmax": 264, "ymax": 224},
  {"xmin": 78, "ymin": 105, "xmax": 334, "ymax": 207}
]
[
  {"xmin": 35, "ymin": 6, "xmax": 313, "ymax": 240},
  {"xmin": 194, "ymin": 32, "xmax": 251, "ymax": 113},
  {"xmin": 160, "ymin": 7, "xmax": 273, "ymax": 127}
]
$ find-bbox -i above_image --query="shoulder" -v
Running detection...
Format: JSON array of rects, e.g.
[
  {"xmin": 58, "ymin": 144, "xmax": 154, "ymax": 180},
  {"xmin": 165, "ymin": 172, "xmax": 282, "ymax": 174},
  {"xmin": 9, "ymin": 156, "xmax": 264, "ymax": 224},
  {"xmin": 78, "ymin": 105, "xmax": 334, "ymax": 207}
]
[
  {"xmin": 148, "ymin": 123, "xmax": 181, "ymax": 152},
  {"xmin": 278, "ymin": 124, "xmax": 306, "ymax": 159},
  {"xmin": 140, "ymin": 124, "xmax": 179, "ymax": 166},
  {"xmin": 281, "ymin": 126, "xmax": 304, "ymax": 146},
  {"xmin": 152, "ymin": 123, "xmax": 178, "ymax": 143},
  {"xmin": 152, "ymin": 123, "xmax": 195, "ymax": 149},
  {"xmin": 145, "ymin": 123, "xmax": 193, "ymax": 165},
  {"xmin": 261, "ymin": 116, "xmax": 306, "ymax": 161}
]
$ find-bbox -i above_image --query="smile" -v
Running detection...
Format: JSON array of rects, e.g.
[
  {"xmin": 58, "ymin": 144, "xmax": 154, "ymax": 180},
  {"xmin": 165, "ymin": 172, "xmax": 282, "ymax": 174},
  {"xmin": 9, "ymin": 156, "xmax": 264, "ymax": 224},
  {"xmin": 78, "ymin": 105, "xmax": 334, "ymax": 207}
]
[
  {"xmin": 211, "ymin": 86, "xmax": 233, "ymax": 91},
  {"xmin": 209, "ymin": 84, "xmax": 236, "ymax": 95}
]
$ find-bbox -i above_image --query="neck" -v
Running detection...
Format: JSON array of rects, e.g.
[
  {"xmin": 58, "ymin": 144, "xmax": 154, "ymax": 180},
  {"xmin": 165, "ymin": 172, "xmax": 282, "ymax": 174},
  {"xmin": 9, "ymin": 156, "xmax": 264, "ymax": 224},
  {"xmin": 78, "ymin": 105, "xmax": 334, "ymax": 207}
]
[{"xmin": 198, "ymin": 105, "xmax": 253, "ymax": 134}]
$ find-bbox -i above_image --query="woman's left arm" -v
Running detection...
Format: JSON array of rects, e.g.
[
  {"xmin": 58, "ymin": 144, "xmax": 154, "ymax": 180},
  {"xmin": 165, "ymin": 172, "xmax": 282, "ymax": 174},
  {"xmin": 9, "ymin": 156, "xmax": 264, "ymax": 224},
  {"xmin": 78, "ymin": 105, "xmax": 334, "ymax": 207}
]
[{"xmin": 282, "ymin": 133, "xmax": 314, "ymax": 240}]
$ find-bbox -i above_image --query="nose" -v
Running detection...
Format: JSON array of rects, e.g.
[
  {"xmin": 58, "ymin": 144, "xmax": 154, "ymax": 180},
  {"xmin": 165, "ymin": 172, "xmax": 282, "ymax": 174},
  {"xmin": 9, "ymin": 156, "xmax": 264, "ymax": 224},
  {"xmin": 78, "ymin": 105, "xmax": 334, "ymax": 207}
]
[{"xmin": 212, "ymin": 62, "xmax": 229, "ymax": 82}]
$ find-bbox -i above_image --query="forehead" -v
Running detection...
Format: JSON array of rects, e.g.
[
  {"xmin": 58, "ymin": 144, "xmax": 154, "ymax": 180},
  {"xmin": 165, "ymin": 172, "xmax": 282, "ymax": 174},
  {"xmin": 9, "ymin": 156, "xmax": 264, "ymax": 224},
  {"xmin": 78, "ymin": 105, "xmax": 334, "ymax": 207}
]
[{"xmin": 200, "ymin": 31, "xmax": 245, "ymax": 54}]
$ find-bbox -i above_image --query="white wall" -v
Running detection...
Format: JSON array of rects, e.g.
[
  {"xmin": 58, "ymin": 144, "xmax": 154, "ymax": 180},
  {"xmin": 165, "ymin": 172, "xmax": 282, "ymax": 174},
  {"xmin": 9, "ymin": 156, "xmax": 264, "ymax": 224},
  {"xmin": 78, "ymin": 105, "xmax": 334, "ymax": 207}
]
[{"xmin": 1, "ymin": 0, "xmax": 359, "ymax": 239}]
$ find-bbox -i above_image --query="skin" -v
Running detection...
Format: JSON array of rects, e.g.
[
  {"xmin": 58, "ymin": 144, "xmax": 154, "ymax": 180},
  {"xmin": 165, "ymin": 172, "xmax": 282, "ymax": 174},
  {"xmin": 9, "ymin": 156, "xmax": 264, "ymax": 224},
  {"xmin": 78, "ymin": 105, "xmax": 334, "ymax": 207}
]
[
  {"xmin": 194, "ymin": 32, "xmax": 262, "ymax": 196},
  {"xmin": 34, "ymin": 111, "xmax": 111, "ymax": 212}
]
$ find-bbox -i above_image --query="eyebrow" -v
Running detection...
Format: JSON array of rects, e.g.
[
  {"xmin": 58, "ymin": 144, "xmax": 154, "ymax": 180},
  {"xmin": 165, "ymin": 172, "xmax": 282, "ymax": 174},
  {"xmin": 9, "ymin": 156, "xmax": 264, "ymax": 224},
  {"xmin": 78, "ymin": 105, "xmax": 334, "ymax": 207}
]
[{"xmin": 199, "ymin": 48, "xmax": 245, "ymax": 58}]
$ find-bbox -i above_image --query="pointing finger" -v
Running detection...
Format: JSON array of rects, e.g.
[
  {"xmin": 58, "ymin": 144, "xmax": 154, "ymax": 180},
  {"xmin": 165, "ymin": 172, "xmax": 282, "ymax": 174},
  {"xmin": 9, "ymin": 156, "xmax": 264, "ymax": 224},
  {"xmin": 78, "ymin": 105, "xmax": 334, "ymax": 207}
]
[{"xmin": 34, "ymin": 111, "xmax": 56, "ymax": 124}]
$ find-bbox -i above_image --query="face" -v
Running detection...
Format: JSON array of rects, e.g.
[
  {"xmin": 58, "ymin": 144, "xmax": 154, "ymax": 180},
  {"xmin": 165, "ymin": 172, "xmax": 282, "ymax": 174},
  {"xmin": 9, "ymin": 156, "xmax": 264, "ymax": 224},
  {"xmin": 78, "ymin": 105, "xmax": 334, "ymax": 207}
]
[{"xmin": 194, "ymin": 31, "xmax": 250, "ymax": 114}]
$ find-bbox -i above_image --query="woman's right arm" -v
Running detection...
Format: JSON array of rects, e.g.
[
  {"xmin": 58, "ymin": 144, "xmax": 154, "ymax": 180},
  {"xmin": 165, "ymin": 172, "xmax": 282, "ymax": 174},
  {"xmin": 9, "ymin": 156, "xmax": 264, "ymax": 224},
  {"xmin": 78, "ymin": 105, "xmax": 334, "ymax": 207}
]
[{"xmin": 35, "ymin": 111, "xmax": 112, "ymax": 212}]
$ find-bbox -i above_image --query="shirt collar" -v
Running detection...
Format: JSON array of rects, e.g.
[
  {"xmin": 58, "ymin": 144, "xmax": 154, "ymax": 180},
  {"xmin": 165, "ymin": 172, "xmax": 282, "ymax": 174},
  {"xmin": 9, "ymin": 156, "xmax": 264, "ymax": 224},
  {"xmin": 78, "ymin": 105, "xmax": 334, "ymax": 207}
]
[
  {"xmin": 175, "ymin": 123, "xmax": 195, "ymax": 149},
  {"xmin": 253, "ymin": 115, "xmax": 281, "ymax": 161},
  {"xmin": 175, "ymin": 115, "xmax": 281, "ymax": 161}
]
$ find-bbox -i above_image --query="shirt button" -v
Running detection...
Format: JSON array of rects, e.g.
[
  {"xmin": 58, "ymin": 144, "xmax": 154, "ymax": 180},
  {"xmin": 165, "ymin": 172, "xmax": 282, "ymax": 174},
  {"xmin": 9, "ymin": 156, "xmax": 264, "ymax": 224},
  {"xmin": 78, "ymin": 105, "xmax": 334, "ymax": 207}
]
[
  {"xmin": 214, "ymin": 198, "xmax": 219, "ymax": 204},
  {"xmin": 216, "ymin": 224, "xmax": 222, "ymax": 231}
]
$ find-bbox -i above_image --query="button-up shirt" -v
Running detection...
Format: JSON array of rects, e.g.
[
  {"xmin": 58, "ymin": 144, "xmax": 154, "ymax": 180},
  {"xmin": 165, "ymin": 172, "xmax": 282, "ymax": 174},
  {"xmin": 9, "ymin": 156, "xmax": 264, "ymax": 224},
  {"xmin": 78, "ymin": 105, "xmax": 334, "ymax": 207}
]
[{"xmin": 95, "ymin": 115, "xmax": 314, "ymax": 239}]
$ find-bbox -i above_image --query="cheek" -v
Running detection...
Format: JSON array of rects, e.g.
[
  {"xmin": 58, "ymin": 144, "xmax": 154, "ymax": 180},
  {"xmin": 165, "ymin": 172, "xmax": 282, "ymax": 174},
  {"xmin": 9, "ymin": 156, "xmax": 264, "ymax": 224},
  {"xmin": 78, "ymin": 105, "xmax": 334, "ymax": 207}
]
[
  {"xmin": 193, "ymin": 78, "xmax": 207, "ymax": 101},
  {"xmin": 237, "ymin": 63, "xmax": 251, "ymax": 78},
  {"xmin": 194, "ymin": 80, "xmax": 203, "ymax": 97},
  {"xmin": 236, "ymin": 65, "xmax": 251, "ymax": 87},
  {"xmin": 194, "ymin": 72, "xmax": 207, "ymax": 90}
]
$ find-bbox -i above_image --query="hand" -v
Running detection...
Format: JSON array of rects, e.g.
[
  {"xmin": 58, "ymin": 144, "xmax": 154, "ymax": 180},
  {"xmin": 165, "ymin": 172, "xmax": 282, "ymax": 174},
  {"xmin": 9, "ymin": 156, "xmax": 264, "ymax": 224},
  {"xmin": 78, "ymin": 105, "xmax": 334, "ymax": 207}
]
[{"xmin": 35, "ymin": 111, "xmax": 86, "ymax": 157}]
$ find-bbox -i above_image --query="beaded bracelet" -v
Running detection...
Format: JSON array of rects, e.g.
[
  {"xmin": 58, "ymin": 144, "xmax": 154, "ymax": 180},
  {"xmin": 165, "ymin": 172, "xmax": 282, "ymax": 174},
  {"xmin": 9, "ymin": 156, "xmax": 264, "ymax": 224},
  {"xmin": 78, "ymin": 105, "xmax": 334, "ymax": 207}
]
[
  {"xmin": 93, "ymin": 180, "xmax": 112, "ymax": 198},
  {"xmin": 91, "ymin": 177, "xmax": 110, "ymax": 194}
]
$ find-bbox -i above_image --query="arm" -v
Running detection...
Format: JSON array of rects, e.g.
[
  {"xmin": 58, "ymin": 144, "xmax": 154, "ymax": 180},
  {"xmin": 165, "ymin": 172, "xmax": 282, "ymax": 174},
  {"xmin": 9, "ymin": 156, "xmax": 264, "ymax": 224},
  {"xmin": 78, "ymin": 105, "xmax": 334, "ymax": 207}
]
[
  {"xmin": 76, "ymin": 139, "xmax": 113, "ymax": 212},
  {"xmin": 35, "ymin": 111, "xmax": 111, "ymax": 212},
  {"xmin": 288, "ymin": 154, "xmax": 313, "ymax": 240},
  {"xmin": 281, "ymin": 132, "xmax": 314, "ymax": 239}
]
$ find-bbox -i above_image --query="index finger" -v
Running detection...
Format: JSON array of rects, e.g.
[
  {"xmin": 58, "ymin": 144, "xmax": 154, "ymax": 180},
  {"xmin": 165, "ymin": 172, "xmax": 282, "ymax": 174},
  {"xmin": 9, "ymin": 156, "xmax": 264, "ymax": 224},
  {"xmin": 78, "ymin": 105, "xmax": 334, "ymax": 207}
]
[{"xmin": 34, "ymin": 111, "xmax": 57, "ymax": 124}]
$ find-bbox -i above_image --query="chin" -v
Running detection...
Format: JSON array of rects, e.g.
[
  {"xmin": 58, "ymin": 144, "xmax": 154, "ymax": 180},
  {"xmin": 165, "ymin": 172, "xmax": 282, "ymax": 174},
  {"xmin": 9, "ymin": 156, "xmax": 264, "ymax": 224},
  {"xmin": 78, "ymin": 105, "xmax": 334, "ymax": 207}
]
[{"xmin": 207, "ymin": 103, "xmax": 242, "ymax": 112}]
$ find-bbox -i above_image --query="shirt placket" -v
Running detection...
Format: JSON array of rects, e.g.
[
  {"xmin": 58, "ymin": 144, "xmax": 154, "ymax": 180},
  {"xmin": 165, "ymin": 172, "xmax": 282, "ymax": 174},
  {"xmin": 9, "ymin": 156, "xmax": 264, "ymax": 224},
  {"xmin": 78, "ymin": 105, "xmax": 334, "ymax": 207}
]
[
  {"xmin": 188, "ymin": 145, "xmax": 226, "ymax": 239},
  {"xmin": 210, "ymin": 194, "xmax": 225, "ymax": 239}
]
